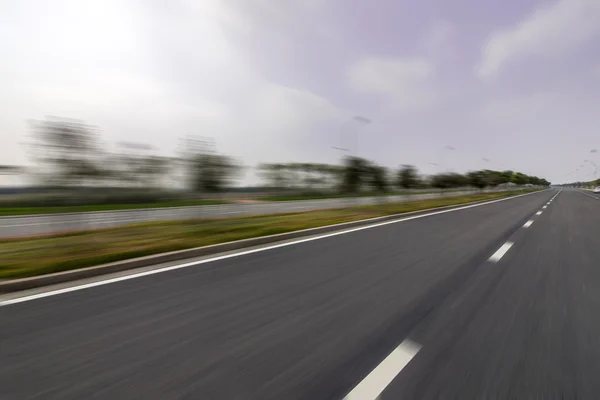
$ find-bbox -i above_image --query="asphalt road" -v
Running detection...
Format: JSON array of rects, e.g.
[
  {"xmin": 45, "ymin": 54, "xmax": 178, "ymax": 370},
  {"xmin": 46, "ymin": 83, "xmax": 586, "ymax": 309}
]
[
  {"xmin": 0, "ymin": 189, "xmax": 488, "ymax": 238},
  {"xmin": 3, "ymin": 188, "xmax": 598, "ymax": 399}
]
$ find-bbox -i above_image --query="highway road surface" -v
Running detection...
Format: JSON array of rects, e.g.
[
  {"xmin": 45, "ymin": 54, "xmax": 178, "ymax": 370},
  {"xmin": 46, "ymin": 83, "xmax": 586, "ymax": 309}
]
[
  {"xmin": 0, "ymin": 189, "xmax": 483, "ymax": 238},
  {"xmin": 3, "ymin": 188, "xmax": 600, "ymax": 399}
]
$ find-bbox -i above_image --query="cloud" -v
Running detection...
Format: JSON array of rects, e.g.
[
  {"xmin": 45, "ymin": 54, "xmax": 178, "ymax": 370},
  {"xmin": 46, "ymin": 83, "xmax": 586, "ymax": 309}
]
[
  {"xmin": 345, "ymin": 57, "xmax": 437, "ymax": 110},
  {"xmin": 420, "ymin": 20, "xmax": 457, "ymax": 61},
  {"xmin": 235, "ymin": 84, "xmax": 346, "ymax": 164},
  {"xmin": 478, "ymin": 91, "xmax": 559, "ymax": 122},
  {"xmin": 476, "ymin": 0, "xmax": 600, "ymax": 80},
  {"xmin": 221, "ymin": 0, "xmax": 334, "ymax": 48}
]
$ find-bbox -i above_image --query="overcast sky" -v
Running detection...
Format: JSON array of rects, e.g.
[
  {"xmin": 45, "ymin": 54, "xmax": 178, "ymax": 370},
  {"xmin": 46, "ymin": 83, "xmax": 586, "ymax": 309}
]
[{"xmin": 2, "ymin": 0, "xmax": 600, "ymax": 184}]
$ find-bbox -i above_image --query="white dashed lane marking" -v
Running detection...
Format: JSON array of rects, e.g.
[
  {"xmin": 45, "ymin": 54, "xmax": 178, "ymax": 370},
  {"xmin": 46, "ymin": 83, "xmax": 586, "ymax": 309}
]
[
  {"xmin": 488, "ymin": 242, "xmax": 514, "ymax": 263},
  {"xmin": 343, "ymin": 339, "xmax": 421, "ymax": 400}
]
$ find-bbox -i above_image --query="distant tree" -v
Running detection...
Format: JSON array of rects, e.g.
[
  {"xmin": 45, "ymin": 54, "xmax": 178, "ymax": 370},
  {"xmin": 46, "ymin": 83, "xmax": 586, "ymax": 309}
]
[
  {"xmin": 284, "ymin": 163, "xmax": 303, "ymax": 188},
  {"xmin": 481, "ymin": 170, "xmax": 505, "ymax": 187},
  {"xmin": 511, "ymin": 172, "xmax": 529, "ymax": 185},
  {"xmin": 258, "ymin": 163, "xmax": 288, "ymax": 189},
  {"xmin": 397, "ymin": 165, "xmax": 420, "ymax": 189},
  {"xmin": 325, "ymin": 164, "xmax": 345, "ymax": 191},
  {"xmin": 137, "ymin": 155, "xmax": 170, "ymax": 189},
  {"xmin": 311, "ymin": 163, "xmax": 332, "ymax": 188},
  {"xmin": 500, "ymin": 170, "xmax": 514, "ymax": 183},
  {"xmin": 430, "ymin": 174, "xmax": 449, "ymax": 189},
  {"xmin": 431, "ymin": 172, "xmax": 468, "ymax": 189},
  {"xmin": 190, "ymin": 153, "xmax": 241, "ymax": 193},
  {"xmin": 467, "ymin": 170, "xmax": 489, "ymax": 190},
  {"xmin": 27, "ymin": 116, "xmax": 104, "ymax": 187},
  {"xmin": 452, "ymin": 172, "xmax": 469, "ymax": 187},
  {"xmin": 301, "ymin": 163, "xmax": 328, "ymax": 188},
  {"xmin": 178, "ymin": 135, "xmax": 241, "ymax": 193},
  {"xmin": 541, "ymin": 178, "xmax": 551, "ymax": 186},
  {"xmin": 259, "ymin": 162, "xmax": 342, "ymax": 191},
  {"xmin": 113, "ymin": 142, "xmax": 170, "ymax": 188},
  {"xmin": 530, "ymin": 176, "xmax": 551, "ymax": 187},
  {"xmin": 341, "ymin": 156, "xmax": 369, "ymax": 193},
  {"xmin": 366, "ymin": 163, "xmax": 389, "ymax": 193}
]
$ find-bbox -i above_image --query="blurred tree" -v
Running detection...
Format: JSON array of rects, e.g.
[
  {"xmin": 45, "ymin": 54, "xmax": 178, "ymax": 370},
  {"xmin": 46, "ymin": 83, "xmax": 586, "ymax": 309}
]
[
  {"xmin": 431, "ymin": 172, "xmax": 469, "ymax": 189},
  {"xmin": 284, "ymin": 163, "xmax": 302, "ymax": 188},
  {"xmin": 528, "ymin": 176, "xmax": 541, "ymax": 186},
  {"xmin": 430, "ymin": 174, "xmax": 450, "ymax": 189},
  {"xmin": 258, "ymin": 163, "xmax": 288, "ymax": 189},
  {"xmin": 366, "ymin": 163, "xmax": 389, "ymax": 193},
  {"xmin": 27, "ymin": 116, "xmax": 104, "ymax": 187},
  {"xmin": 309, "ymin": 163, "xmax": 330, "ymax": 188},
  {"xmin": 178, "ymin": 135, "xmax": 242, "ymax": 193},
  {"xmin": 301, "ymin": 163, "xmax": 324, "ymax": 188},
  {"xmin": 327, "ymin": 164, "xmax": 345, "ymax": 190},
  {"xmin": 190, "ymin": 153, "xmax": 241, "ymax": 193},
  {"xmin": 467, "ymin": 170, "xmax": 489, "ymax": 190},
  {"xmin": 397, "ymin": 165, "xmax": 420, "ymax": 189},
  {"xmin": 511, "ymin": 172, "xmax": 529, "ymax": 185},
  {"xmin": 481, "ymin": 170, "xmax": 505, "ymax": 187},
  {"xmin": 113, "ymin": 142, "xmax": 171, "ymax": 189},
  {"xmin": 258, "ymin": 162, "xmax": 342, "ymax": 191},
  {"xmin": 500, "ymin": 170, "xmax": 514, "ymax": 183},
  {"xmin": 341, "ymin": 156, "xmax": 369, "ymax": 193}
]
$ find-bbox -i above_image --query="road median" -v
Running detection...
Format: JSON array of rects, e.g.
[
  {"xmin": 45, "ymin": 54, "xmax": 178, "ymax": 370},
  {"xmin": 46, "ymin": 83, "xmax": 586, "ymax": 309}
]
[{"xmin": 0, "ymin": 190, "xmax": 543, "ymax": 293}]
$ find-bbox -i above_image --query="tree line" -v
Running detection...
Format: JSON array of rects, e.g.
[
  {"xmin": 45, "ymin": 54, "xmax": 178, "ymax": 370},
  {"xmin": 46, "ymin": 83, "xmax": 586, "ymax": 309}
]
[
  {"xmin": 21, "ymin": 116, "xmax": 242, "ymax": 193},
  {"xmin": 7, "ymin": 116, "xmax": 550, "ymax": 195},
  {"xmin": 259, "ymin": 159, "xmax": 550, "ymax": 193},
  {"xmin": 557, "ymin": 178, "xmax": 600, "ymax": 188}
]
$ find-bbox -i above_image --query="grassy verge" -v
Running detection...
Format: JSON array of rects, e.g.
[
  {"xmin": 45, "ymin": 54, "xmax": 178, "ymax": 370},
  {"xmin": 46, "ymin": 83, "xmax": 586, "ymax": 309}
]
[
  {"xmin": 0, "ymin": 199, "xmax": 228, "ymax": 217},
  {"xmin": 257, "ymin": 189, "xmax": 464, "ymax": 202},
  {"xmin": 0, "ymin": 190, "xmax": 540, "ymax": 279}
]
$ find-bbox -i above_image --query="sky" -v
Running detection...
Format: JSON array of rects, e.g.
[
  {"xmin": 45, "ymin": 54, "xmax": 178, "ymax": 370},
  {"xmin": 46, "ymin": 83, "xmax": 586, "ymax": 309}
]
[{"xmin": 2, "ymin": 0, "xmax": 600, "ymax": 185}]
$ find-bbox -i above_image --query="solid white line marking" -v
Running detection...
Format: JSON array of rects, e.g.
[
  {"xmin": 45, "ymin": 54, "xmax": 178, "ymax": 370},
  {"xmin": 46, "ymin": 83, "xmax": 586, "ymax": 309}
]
[
  {"xmin": 488, "ymin": 242, "xmax": 514, "ymax": 262},
  {"xmin": 523, "ymin": 220, "xmax": 534, "ymax": 228},
  {"xmin": 546, "ymin": 188, "xmax": 561, "ymax": 203},
  {"xmin": 0, "ymin": 190, "xmax": 548, "ymax": 306},
  {"xmin": 343, "ymin": 339, "xmax": 421, "ymax": 400},
  {"xmin": 536, "ymin": 211, "xmax": 542, "ymax": 215}
]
